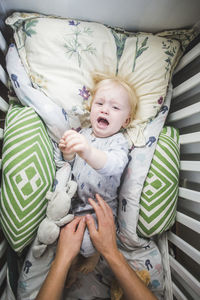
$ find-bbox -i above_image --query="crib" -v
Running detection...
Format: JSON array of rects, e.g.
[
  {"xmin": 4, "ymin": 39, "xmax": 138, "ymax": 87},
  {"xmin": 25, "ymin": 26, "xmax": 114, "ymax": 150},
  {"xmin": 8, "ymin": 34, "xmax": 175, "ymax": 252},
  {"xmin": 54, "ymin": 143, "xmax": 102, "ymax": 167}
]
[{"xmin": 0, "ymin": 1, "xmax": 200, "ymax": 299}]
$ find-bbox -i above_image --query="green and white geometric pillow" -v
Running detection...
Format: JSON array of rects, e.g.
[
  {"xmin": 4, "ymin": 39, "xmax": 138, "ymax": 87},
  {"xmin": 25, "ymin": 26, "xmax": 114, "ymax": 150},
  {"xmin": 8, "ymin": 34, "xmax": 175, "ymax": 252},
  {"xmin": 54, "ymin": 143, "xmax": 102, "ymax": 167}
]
[
  {"xmin": 0, "ymin": 104, "xmax": 56, "ymax": 253},
  {"xmin": 137, "ymin": 126, "xmax": 180, "ymax": 237}
]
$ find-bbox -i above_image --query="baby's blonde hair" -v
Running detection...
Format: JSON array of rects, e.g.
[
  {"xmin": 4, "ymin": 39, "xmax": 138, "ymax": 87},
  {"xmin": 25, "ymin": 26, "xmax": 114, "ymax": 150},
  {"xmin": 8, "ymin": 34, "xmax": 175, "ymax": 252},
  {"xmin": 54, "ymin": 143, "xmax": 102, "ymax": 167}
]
[{"xmin": 88, "ymin": 73, "xmax": 138, "ymax": 127}]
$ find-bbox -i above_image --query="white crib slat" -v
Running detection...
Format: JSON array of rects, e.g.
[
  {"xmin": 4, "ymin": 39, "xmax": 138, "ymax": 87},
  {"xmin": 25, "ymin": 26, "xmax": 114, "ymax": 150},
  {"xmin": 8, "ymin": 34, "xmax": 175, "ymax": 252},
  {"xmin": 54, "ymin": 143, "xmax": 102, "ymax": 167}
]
[
  {"xmin": 173, "ymin": 72, "xmax": 200, "ymax": 99},
  {"xmin": 0, "ymin": 263, "xmax": 7, "ymax": 287},
  {"xmin": 0, "ymin": 96, "xmax": 9, "ymax": 113},
  {"xmin": 170, "ymin": 113, "xmax": 200, "ymax": 128},
  {"xmin": 168, "ymin": 114, "xmax": 200, "ymax": 129},
  {"xmin": 181, "ymin": 171, "xmax": 200, "ymax": 184},
  {"xmin": 157, "ymin": 232, "xmax": 174, "ymax": 299},
  {"xmin": 180, "ymin": 160, "xmax": 200, "ymax": 172},
  {"xmin": 0, "ymin": 64, "xmax": 8, "ymax": 88},
  {"xmin": 0, "ymin": 128, "xmax": 4, "ymax": 140},
  {"xmin": 179, "ymin": 132, "xmax": 200, "ymax": 144},
  {"xmin": 176, "ymin": 212, "xmax": 200, "ymax": 234},
  {"xmin": 174, "ymin": 42, "xmax": 200, "ymax": 74},
  {"xmin": 0, "ymin": 31, "xmax": 7, "ymax": 55},
  {"xmin": 1, "ymin": 290, "xmax": 7, "ymax": 300},
  {"xmin": 167, "ymin": 102, "xmax": 200, "ymax": 123},
  {"xmin": 179, "ymin": 187, "xmax": 200, "ymax": 203},
  {"xmin": 168, "ymin": 232, "xmax": 200, "ymax": 264},
  {"xmin": 0, "ymin": 240, "xmax": 7, "ymax": 258},
  {"xmin": 181, "ymin": 142, "xmax": 200, "ymax": 155},
  {"xmin": 169, "ymin": 255, "xmax": 200, "ymax": 296},
  {"xmin": 172, "ymin": 282, "xmax": 188, "ymax": 300}
]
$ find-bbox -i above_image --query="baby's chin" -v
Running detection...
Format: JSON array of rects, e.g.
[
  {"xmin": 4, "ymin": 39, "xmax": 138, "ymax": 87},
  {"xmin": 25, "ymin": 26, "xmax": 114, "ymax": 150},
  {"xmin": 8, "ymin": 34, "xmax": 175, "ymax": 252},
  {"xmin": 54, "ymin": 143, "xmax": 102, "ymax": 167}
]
[{"xmin": 92, "ymin": 127, "xmax": 119, "ymax": 138}]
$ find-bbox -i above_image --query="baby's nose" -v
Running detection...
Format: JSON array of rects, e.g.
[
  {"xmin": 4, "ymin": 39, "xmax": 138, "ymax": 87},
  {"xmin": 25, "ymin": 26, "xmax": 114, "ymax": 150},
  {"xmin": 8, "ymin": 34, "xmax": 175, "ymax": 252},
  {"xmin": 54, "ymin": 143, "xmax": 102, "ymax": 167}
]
[{"xmin": 101, "ymin": 105, "xmax": 109, "ymax": 114}]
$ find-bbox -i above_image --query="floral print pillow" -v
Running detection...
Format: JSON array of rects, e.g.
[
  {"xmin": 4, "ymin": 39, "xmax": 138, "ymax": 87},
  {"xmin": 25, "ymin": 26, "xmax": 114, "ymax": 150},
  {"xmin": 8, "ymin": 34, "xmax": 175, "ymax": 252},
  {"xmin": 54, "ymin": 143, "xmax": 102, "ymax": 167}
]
[{"xmin": 6, "ymin": 12, "xmax": 197, "ymax": 146}]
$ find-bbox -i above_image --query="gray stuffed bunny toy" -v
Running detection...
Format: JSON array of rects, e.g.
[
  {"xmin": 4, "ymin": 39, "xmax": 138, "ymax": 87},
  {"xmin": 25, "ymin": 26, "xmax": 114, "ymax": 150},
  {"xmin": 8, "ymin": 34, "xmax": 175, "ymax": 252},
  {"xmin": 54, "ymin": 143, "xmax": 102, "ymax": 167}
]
[{"xmin": 33, "ymin": 163, "xmax": 77, "ymax": 258}]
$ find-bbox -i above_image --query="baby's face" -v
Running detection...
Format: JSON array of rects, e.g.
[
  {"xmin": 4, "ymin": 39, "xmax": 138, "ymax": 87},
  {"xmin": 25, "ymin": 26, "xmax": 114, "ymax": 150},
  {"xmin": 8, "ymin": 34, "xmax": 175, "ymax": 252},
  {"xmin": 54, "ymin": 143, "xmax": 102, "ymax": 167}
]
[{"xmin": 90, "ymin": 81, "xmax": 131, "ymax": 138}]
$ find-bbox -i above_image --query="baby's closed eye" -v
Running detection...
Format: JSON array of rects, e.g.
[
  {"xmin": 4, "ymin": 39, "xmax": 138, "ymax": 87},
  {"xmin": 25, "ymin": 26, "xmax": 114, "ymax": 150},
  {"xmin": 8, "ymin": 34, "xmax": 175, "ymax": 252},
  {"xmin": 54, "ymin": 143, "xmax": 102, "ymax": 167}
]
[{"xmin": 113, "ymin": 106, "xmax": 120, "ymax": 110}]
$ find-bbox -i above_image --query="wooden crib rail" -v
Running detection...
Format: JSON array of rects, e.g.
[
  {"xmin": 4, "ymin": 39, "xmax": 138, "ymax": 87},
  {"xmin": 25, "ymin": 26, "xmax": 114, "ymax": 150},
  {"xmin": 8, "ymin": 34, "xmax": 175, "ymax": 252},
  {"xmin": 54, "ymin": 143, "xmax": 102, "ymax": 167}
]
[
  {"xmin": 0, "ymin": 29, "xmax": 8, "ymax": 87},
  {"xmin": 173, "ymin": 72, "xmax": 200, "ymax": 99},
  {"xmin": 174, "ymin": 43, "xmax": 200, "ymax": 74},
  {"xmin": 178, "ymin": 187, "xmax": 200, "ymax": 203},
  {"xmin": 0, "ymin": 237, "xmax": 7, "ymax": 298},
  {"xmin": 0, "ymin": 96, "xmax": 9, "ymax": 113},
  {"xmin": 0, "ymin": 65, "xmax": 8, "ymax": 89},
  {"xmin": 0, "ymin": 31, "xmax": 8, "ymax": 55},
  {"xmin": 168, "ymin": 231, "xmax": 200, "ymax": 265},
  {"xmin": 0, "ymin": 30, "xmax": 8, "ymax": 300},
  {"xmin": 167, "ymin": 40, "xmax": 200, "ymax": 300},
  {"xmin": 169, "ymin": 254, "xmax": 200, "ymax": 299}
]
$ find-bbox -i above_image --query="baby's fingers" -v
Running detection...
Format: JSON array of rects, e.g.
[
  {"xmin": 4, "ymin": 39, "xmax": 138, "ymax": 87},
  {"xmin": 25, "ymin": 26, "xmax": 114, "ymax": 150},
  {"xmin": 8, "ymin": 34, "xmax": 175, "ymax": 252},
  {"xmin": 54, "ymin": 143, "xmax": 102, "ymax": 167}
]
[
  {"xmin": 59, "ymin": 141, "xmax": 66, "ymax": 148},
  {"xmin": 65, "ymin": 138, "xmax": 85, "ymax": 154},
  {"xmin": 59, "ymin": 137, "xmax": 66, "ymax": 145},
  {"xmin": 63, "ymin": 130, "xmax": 78, "ymax": 140}
]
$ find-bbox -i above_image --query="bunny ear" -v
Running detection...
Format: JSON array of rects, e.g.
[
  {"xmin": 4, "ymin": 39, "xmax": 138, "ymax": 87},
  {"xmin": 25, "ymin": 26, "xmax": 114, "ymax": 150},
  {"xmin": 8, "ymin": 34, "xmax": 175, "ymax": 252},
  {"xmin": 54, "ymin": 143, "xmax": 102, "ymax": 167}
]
[
  {"xmin": 67, "ymin": 180, "xmax": 77, "ymax": 198},
  {"xmin": 33, "ymin": 244, "xmax": 47, "ymax": 258}
]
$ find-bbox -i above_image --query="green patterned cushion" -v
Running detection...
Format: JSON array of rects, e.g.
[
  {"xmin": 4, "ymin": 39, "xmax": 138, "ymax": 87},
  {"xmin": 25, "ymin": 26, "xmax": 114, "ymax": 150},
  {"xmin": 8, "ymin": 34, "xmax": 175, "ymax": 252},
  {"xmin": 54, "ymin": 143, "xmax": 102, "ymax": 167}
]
[
  {"xmin": 137, "ymin": 127, "xmax": 180, "ymax": 237},
  {"xmin": 0, "ymin": 104, "xmax": 56, "ymax": 253}
]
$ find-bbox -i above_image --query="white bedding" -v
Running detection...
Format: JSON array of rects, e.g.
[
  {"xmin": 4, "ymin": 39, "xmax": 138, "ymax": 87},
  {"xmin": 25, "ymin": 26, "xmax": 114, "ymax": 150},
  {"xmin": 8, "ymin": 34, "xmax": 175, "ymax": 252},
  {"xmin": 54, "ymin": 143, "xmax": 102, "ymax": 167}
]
[{"xmin": 5, "ymin": 44, "xmax": 168, "ymax": 299}]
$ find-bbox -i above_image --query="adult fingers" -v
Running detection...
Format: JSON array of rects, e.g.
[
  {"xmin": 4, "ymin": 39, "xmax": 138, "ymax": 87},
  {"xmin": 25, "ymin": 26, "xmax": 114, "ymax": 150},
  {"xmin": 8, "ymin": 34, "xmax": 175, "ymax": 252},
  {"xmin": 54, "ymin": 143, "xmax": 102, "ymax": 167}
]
[
  {"xmin": 88, "ymin": 197, "xmax": 105, "ymax": 217},
  {"xmin": 96, "ymin": 194, "xmax": 107, "ymax": 216},
  {"xmin": 88, "ymin": 197, "xmax": 105, "ymax": 227},
  {"xmin": 65, "ymin": 216, "xmax": 82, "ymax": 232},
  {"xmin": 85, "ymin": 214, "xmax": 97, "ymax": 238},
  {"xmin": 76, "ymin": 216, "xmax": 86, "ymax": 236},
  {"xmin": 96, "ymin": 194, "xmax": 113, "ymax": 219}
]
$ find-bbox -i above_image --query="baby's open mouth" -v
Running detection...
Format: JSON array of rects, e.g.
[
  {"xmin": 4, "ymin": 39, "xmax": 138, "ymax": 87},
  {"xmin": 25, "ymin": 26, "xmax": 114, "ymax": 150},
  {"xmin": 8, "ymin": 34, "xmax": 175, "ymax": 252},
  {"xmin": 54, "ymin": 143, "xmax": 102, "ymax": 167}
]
[{"xmin": 97, "ymin": 117, "xmax": 109, "ymax": 127}]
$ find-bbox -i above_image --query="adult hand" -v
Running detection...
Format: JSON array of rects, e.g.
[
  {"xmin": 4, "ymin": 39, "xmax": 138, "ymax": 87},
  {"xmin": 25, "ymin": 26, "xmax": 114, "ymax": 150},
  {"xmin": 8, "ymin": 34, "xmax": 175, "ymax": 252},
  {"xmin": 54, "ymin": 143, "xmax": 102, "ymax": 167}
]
[
  {"xmin": 86, "ymin": 195, "xmax": 157, "ymax": 300},
  {"xmin": 55, "ymin": 217, "xmax": 86, "ymax": 265},
  {"xmin": 36, "ymin": 217, "xmax": 86, "ymax": 300},
  {"xmin": 86, "ymin": 194, "xmax": 118, "ymax": 259}
]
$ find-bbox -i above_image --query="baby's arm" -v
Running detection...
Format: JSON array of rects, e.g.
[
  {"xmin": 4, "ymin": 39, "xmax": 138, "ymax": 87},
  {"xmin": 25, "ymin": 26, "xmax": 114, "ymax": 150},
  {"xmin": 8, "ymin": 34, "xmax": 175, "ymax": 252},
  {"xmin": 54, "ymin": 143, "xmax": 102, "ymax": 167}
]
[
  {"xmin": 96, "ymin": 134, "xmax": 129, "ymax": 176},
  {"xmin": 59, "ymin": 130, "xmax": 107, "ymax": 169}
]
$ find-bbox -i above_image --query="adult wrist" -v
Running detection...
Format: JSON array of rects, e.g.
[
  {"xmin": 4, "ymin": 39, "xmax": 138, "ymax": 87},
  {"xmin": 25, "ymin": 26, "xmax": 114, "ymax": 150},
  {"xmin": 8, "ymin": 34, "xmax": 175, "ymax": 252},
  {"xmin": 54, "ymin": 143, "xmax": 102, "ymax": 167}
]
[
  {"xmin": 103, "ymin": 247, "xmax": 122, "ymax": 265},
  {"xmin": 53, "ymin": 254, "xmax": 73, "ymax": 272}
]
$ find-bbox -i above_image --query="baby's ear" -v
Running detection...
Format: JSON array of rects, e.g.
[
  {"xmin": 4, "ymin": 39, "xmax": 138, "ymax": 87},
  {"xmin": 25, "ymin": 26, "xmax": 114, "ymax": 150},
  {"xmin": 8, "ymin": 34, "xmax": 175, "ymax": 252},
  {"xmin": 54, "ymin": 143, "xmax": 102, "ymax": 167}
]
[{"xmin": 122, "ymin": 116, "xmax": 131, "ymax": 128}]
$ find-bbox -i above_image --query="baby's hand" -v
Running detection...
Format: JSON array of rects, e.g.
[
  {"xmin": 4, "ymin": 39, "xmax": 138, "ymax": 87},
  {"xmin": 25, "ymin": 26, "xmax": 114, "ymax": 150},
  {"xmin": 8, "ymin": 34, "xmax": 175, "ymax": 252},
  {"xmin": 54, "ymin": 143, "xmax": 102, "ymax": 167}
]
[
  {"xmin": 59, "ymin": 130, "xmax": 90, "ymax": 161},
  {"xmin": 59, "ymin": 131, "xmax": 76, "ymax": 161}
]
